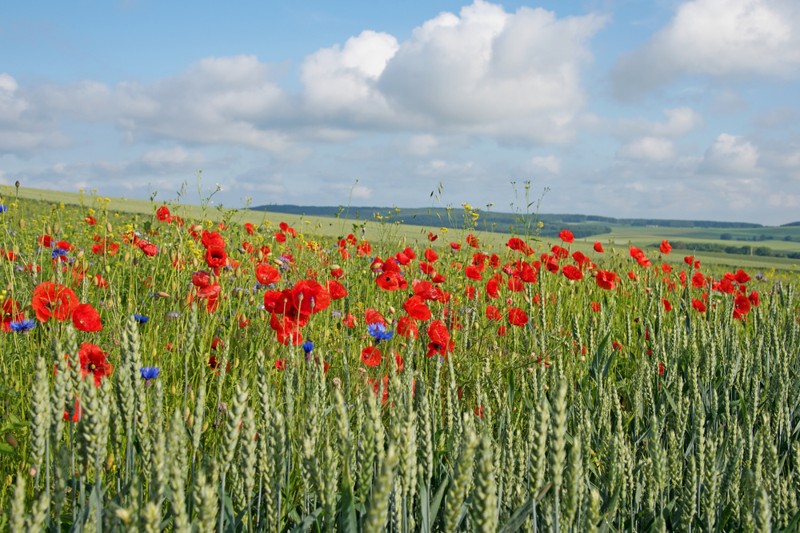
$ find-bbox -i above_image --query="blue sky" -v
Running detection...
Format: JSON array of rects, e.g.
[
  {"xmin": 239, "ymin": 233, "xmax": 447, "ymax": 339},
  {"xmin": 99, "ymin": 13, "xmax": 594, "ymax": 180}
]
[{"xmin": 2, "ymin": 0, "xmax": 800, "ymax": 225}]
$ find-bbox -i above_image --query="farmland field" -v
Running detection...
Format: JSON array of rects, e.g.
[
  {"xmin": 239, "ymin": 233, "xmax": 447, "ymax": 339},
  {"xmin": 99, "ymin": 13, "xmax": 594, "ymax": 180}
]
[{"xmin": 1, "ymin": 186, "xmax": 800, "ymax": 531}]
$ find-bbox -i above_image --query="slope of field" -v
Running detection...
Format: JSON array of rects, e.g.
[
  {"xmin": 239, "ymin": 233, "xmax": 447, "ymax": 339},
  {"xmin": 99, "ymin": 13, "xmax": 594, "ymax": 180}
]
[{"xmin": 4, "ymin": 185, "xmax": 799, "ymax": 271}]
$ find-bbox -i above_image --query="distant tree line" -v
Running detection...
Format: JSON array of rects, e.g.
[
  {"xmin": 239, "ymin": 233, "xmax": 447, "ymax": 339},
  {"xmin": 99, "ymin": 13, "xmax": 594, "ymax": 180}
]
[
  {"xmin": 720, "ymin": 233, "xmax": 799, "ymax": 242},
  {"xmin": 664, "ymin": 241, "xmax": 800, "ymax": 260}
]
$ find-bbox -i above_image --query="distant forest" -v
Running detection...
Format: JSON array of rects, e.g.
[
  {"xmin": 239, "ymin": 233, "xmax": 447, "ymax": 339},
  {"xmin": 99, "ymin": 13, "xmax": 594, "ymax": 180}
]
[{"xmin": 250, "ymin": 204, "xmax": 779, "ymax": 239}]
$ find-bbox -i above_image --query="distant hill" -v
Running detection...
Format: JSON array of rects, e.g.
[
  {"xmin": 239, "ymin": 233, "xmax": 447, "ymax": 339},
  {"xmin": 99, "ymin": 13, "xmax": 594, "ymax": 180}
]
[{"xmin": 250, "ymin": 204, "xmax": 764, "ymax": 239}]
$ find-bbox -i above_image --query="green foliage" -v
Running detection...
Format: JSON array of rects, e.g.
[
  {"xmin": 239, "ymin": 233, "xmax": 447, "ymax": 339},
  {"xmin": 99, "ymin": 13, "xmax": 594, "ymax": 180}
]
[{"xmin": 1, "ymin": 190, "xmax": 799, "ymax": 531}]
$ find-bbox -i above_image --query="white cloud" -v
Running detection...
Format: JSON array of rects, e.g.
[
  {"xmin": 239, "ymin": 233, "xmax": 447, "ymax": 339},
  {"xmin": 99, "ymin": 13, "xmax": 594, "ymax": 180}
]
[
  {"xmin": 528, "ymin": 155, "xmax": 561, "ymax": 174},
  {"xmin": 768, "ymin": 193, "xmax": 800, "ymax": 208},
  {"xmin": 34, "ymin": 56, "xmax": 294, "ymax": 153},
  {"xmin": 0, "ymin": 73, "xmax": 70, "ymax": 152},
  {"xmin": 700, "ymin": 133, "xmax": 760, "ymax": 175},
  {"xmin": 407, "ymin": 134, "xmax": 439, "ymax": 156},
  {"xmin": 378, "ymin": 1, "xmax": 606, "ymax": 141},
  {"xmin": 617, "ymin": 137, "xmax": 675, "ymax": 161},
  {"xmin": 650, "ymin": 107, "xmax": 701, "ymax": 137},
  {"xmin": 2, "ymin": 1, "xmax": 606, "ymax": 160},
  {"xmin": 142, "ymin": 146, "xmax": 191, "ymax": 166},
  {"xmin": 350, "ymin": 185, "xmax": 372, "ymax": 199},
  {"xmin": 612, "ymin": 0, "xmax": 800, "ymax": 97},
  {"xmin": 301, "ymin": 30, "xmax": 399, "ymax": 123}
]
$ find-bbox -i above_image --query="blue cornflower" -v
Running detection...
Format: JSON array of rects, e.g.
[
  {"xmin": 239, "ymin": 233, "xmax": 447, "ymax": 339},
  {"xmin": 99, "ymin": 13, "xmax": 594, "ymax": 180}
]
[
  {"xmin": 367, "ymin": 322, "xmax": 393, "ymax": 343},
  {"xmin": 9, "ymin": 319, "xmax": 36, "ymax": 332},
  {"xmin": 0, "ymin": 204, "xmax": 7, "ymax": 213},
  {"xmin": 140, "ymin": 366, "xmax": 160, "ymax": 380},
  {"xmin": 302, "ymin": 341, "xmax": 314, "ymax": 354},
  {"xmin": 133, "ymin": 313, "xmax": 149, "ymax": 324},
  {"xmin": 51, "ymin": 247, "xmax": 68, "ymax": 259}
]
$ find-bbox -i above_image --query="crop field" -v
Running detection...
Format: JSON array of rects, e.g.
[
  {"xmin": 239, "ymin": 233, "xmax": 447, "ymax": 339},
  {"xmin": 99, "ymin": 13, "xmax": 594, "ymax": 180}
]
[{"xmin": 1, "ymin": 187, "xmax": 800, "ymax": 531}]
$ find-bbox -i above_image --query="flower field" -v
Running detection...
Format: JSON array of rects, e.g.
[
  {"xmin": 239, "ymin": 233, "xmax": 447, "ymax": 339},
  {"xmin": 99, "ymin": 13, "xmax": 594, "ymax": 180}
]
[{"xmin": 1, "ymin": 193, "xmax": 799, "ymax": 532}]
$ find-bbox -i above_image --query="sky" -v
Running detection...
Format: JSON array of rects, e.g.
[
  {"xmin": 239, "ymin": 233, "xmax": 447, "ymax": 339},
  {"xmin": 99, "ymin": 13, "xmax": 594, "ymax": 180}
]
[{"xmin": 2, "ymin": 0, "xmax": 800, "ymax": 225}]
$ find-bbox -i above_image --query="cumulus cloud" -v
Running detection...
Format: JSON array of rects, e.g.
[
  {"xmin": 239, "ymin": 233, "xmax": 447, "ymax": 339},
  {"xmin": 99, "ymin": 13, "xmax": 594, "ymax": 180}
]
[
  {"xmin": 528, "ymin": 155, "xmax": 561, "ymax": 174},
  {"xmin": 648, "ymin": 107, "xmax": 701, "ymax": 137},
  {"xmin": 0, "ymin": 73, "xmax": 70, "ymax": 152},
  {"xmin": 617, "ymin": 137, "xmax": 675, "ymax": 161},
  {"xmin": 406, "ymin": 134, "xmax": 439, "ymax": 156},
  {"xmin": 378, "ymin": 1, "xmax": 606, "ymax": 141},
  {"xmin": 612, "ymin": 0, "xmax": 800, "ymax": 98},
  {"xmin": 301, "ymin": 30, "xmax": 399, "ymax": 124},
  {"xmin": 700, "ymin": 133, "xmax": 761, "ymax": 175},
  {"xmin": 33, "ymin": 56, "xmax": 294, "ymax": 153}
]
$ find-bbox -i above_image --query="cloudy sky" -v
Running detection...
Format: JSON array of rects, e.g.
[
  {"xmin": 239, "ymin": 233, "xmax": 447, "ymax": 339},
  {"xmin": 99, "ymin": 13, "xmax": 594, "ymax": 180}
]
[{"xmin": 2, "ymin": 0, "xmax": 800, "ymax": 224}]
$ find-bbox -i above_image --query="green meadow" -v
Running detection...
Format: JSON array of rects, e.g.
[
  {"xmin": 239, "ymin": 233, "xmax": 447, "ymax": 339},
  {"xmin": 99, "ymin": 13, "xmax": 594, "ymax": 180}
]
[{"xmin": 1, "ymin": 185, "xmax": 799, "ymax": 531}]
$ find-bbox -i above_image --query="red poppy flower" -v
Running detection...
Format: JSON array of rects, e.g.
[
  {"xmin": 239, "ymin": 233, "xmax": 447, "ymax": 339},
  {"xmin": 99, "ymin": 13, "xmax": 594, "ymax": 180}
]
[
  {"xmin": 485, "ymin": 305, "xmax": 502, "ymax": 321},
  {"xmin": 91, "ymin": 240, "xmax": 119, "ymax": 256},
  {"xmin": 507, "ymin": 307, "xmax": 528, "ymax": 326},
  {"xmin": 734, "ymin": 269, "xmax": 751, "ymax": 284},
  {"xmin": 551, "ymin": 245, "xmax": 569, "ymax": 259},
  {"xmin": 733, "ymin": 294, "xmax": 751, "ymax": 320},
  {"xmin": 507, "ymin": 277, "xmax": 524, "ymax": 292},
  {"xmin": 291, "ymin": 279, "xmax": 331, "ymax": 317},
  {"xmin": 396, "ymin": 315, "xmax": 419, "ymax": 339},
  {"xmin": 662, "ymin": 299, "xmax": 672, "ymax": 312},
  {"xmin": 691, "ymin": 272, "xmax": 707, "ymax": 289},
  {"xmin": 364, "ymin": 308, "xmax": 386, "ymax": 326},
  {"xmin": 72, "ymin": 303, "xmax": 102, "ymax": 332},
  {"xmin": 32, "ymin": 282, "xmax": 79, "ymax": 322},
  {"xmin": 424, "ymin": 248, "xmax": 438, "ymax": 263},
  {"xmin": 595, "ymin": 270, "xmax": 619, "ymax": 291},
  {"xmin": 191, "ymin": 270, "xmax": 212, "ymax": 288},
  {"xmin": 449, "ymin": 242, "xmax": 461, "ymax": 251},
  {"xmin": 264, "ymin": 290, "xmax": 293, "ymax": 315},
  {"xmin": 659, "ymin": 240, "xmax": 672, "ymax": 254},
  {"xmin": 208, "ymin": 355, "xmax": 232, "ymax": 373},
  {"xmin": 342, "ymin": 313, "xmax": 357, "ymax": 328},
  {"xmin": 465, "ymin": 265, "xmax": 483, "ymax": 281},
  {"xmin": 78, "ymin": 342, "xmax": 113, "ymax": 386},
  {"xmin": 466, "ymin": 234, "xmax": 479, "ymax": 248},
  {"xmin": 395, "ymin": 251, "xmax": 411, "ymax": 266},
  {"xmin": 486, "ymin": 277, "xmax": 501, "ymax": 298},
  {"xmin": 274, "ymin": 232, "xmax": 286, "ymax": 243},
  {"xmin": 1, "ymin": 298, "xmax": 23, "ymax": 331},
  {"xmin": 201, "ymin": 230, "xmax": 225, "ymax": 249},
  {"xmin": 562, "ymin": 265, "xmax": 583, "ymax": 281},
  {"xmin": 629, "ymin": 246, "xmax": 651, "ymax": 267},
  {"xmin": 244, "ymin": 222, "xmax": 255, "ymax": 235},
  {"xmin": 84, "ymin": 215, "xmax": 97, "ymax": 225},
  {"xmin": 255, "ymin": 263, "xmax": 281, "ymax": 285},
  {"xmin": 593, "ymin": 241, "xmax": 604, "ymax": 253},
  {"xmin": 376, "ymin": 271, "xmax": 406, "ymax": 291},
  {"xmin": 426, "ymin": 320, "xmax": 453, "ymax": 358},
  {"xmin": 748, "ymin": 290, "xmax": 760, "ymax": 307},
  {"xmin": 197, "ymin": 283, "xmax": 222, "ymax": 300},
  {"xmin": 205, "ymin": 246, "xmax": 228, "ymax": 272},
  {"xmin": 412, "ymin": 280, "xmax": 441, "ymax": 301},
  {"xmin": 327, "ymin": 279, "xmax": 348, "ymax": 300},
  {"xmin": 138, "ymin": 242, "xmax": 159, "ymax": 257},
  {"xmin": 427, "ymin": 232, "xmax": 438, "ymax": 242},
  {"xmin": 361, "ymin": 346, "xmax": 383, "ymax": 367},
  {"xmin": 590, "ymin": 301, "xmax": 601, "ymax": 313},
  {"xmin": 156, "ymin": 205, "xmax": 171, "ymax": 222},
  {"xmin": 559, "ymin": 230, "xmax": 574, "ymax": 243},
  {"xmin": 692, "ymin": 298, "xmax": 706, "ymax": 313},
  {"xmin": 403, "ymin": 295, "xmax": 432, "ymax": 321},
  {"xmin": 39, "ymin": 235, "xmax": 54, "ymax": 248}
]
